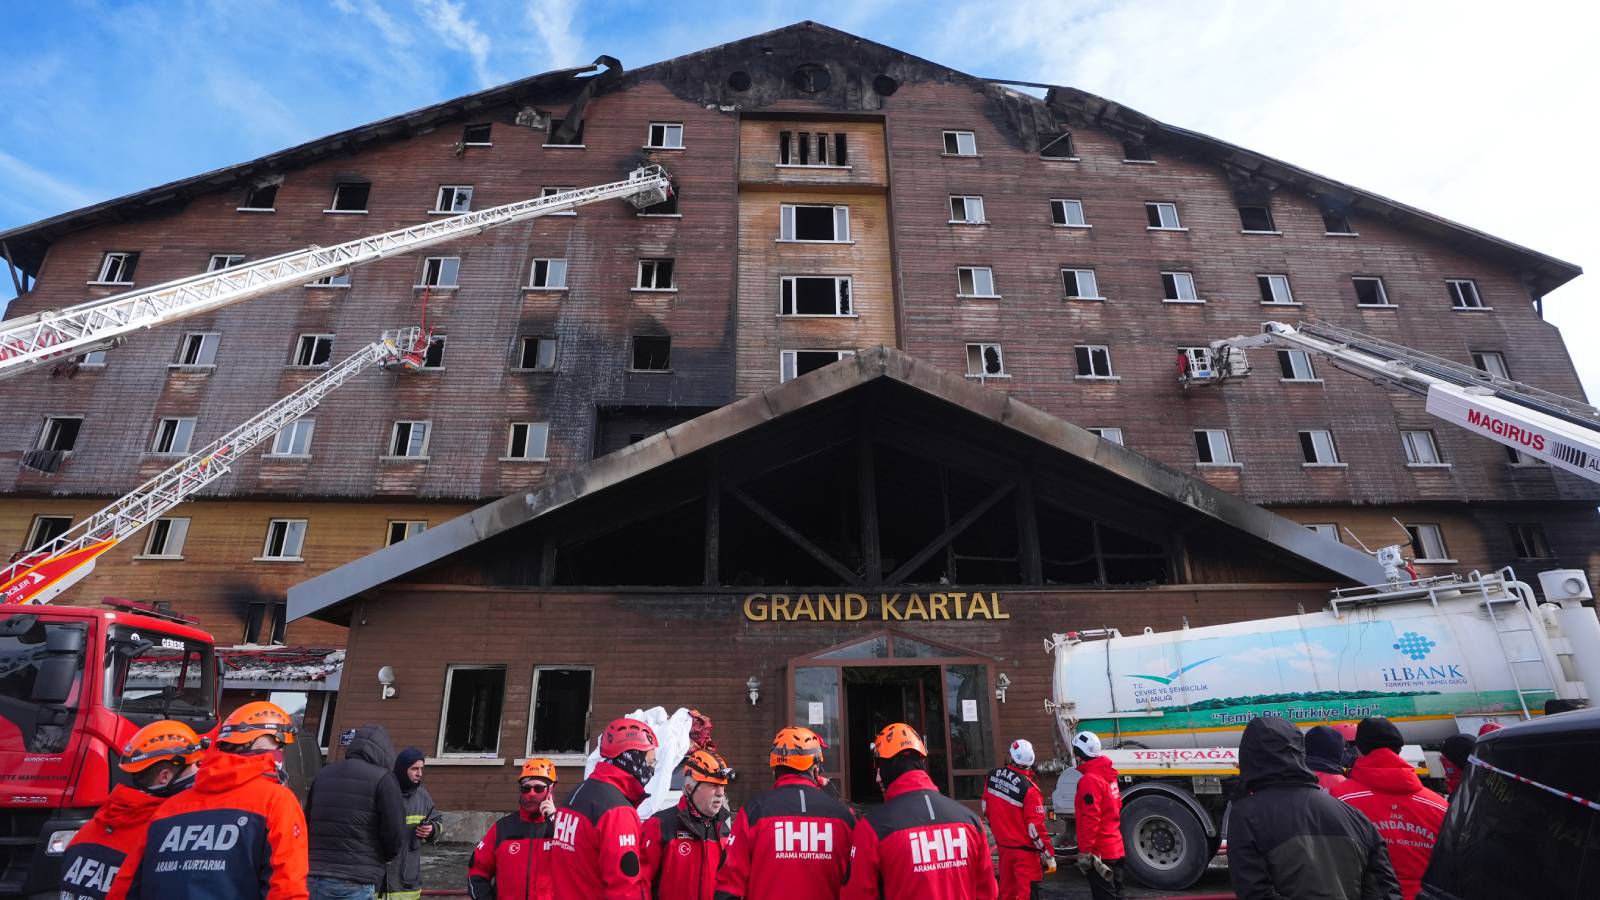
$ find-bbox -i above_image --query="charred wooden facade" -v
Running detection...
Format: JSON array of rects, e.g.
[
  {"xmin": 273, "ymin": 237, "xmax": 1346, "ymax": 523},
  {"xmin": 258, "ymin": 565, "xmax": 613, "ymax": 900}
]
[{"xmin": 2, "ymin": 22, "xmax": 1596, "ymax": 774}]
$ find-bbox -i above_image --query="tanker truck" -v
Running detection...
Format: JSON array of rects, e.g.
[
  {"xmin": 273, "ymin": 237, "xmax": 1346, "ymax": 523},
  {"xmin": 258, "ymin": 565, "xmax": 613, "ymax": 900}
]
[{"xmin": 1044, "ymin": 567, "xmax": 1600, "ymax": 891}]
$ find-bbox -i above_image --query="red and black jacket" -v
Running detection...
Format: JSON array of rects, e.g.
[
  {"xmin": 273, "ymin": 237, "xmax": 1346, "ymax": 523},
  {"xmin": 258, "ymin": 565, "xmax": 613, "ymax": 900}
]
[
  {"xmin": 841, "ymin": 769, "xmax": 996, "ymax": 900},
  {"xmin": 714, "ymin": 773, "xmax": 856, "ymax": 900},
  {"xmin": 59, "ymin": 785, "xmax": 165, "ymax": 900},
  {"xmin": 641, "ymin": 795, "xmax": 732, "ymax": 900},
  {"xmin": 467, "ymin": 807, "xmax": 555, "ymax": 900},
  {"xmin": 980, "ymin": 764, "xmax": 1051, "ymax": 855},
  {"xmin": 1073, "ymin": 756, "xmax": 1125, "ymax": 861},
  {"xmin": 547, "ymin": 762, "xmax": 649, "ymax": 900}
]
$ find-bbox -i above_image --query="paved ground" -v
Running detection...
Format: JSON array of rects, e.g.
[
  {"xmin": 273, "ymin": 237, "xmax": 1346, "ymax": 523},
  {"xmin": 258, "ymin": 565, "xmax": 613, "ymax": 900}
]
[{"xmin": 419, "ymin": 842, "xmax": 1235, "ymax": 897}]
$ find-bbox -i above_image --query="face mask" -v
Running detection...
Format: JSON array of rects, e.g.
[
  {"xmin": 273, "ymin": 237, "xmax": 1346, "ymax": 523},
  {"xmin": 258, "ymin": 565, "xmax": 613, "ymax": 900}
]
[{"xmin": 147, "ymin": 769, "xmax": 195, "ymax": 799}]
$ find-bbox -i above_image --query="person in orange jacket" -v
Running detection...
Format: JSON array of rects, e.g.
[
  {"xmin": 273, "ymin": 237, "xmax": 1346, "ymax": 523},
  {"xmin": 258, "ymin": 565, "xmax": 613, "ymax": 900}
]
[
  {"xmin": 467, "ymin": 758, "xmax": 560, "ymax": 900},
  {"xmin": 642, "ymin": 749, "xmax": 734, "ymax": 900},
  {"xmin": 136, "ymin": 701, "xmax": 310, "ymax": 900},
  {"xmin": 59, "ymin": 720, "xmax": 207, "ymax": 900}
]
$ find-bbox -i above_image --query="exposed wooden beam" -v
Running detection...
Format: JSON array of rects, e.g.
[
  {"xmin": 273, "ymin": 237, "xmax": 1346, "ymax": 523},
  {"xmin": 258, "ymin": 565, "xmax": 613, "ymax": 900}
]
[
  {"xmin": 704, "ymin": 469, "xmax": 721, "ymax": 587},
  {"xmin": 858, "ymin": 417, "xmax": 882, "ymax": 584},
  {"xmin": 887, "ymin": 478, "xmax": 1017, "ymax": 585},
  {"xmin": 1016, "ymin": 470, "xmax": 1043, "ymax": 585},
  {"xmin": 727, "ymin": 484, "xmax": 862, "ymax": 586},
  {"xmin": 1, "ymin": 241, "xmax": 24, "ymax": 295}
]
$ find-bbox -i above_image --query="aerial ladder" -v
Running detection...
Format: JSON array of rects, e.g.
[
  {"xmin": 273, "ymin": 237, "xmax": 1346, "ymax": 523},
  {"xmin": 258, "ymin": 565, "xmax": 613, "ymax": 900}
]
[
  {"xmin": 1191, "ymin": 320, "xmax": 1600, "ymax": 485},
  {"xmin": 0, "ymin": 166, "xmax": 672, "ymax": 604}
]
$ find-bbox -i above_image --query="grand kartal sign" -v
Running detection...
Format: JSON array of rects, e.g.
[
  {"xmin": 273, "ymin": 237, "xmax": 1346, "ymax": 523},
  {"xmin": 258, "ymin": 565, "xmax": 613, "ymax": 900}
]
[{"xmin": 742, "ymin": 591, "xmax": 1010, "ymax": 622}]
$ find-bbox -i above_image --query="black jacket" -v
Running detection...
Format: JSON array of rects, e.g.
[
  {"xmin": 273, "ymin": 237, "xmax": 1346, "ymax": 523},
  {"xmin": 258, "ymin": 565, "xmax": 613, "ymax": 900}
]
[
  {"xmin": 1227, "ymin": 717, "xmax": 1402, "ymax": 900},
  {"xmin": 305, "ymin": 723, "xmax": 407, "ymax": 885}
]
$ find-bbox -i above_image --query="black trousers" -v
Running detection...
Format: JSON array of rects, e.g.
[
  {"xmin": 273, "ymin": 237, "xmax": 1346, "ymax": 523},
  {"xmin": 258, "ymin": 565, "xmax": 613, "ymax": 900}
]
[{"xmin": 1087, "ymin": 858, "xmax": 1125, "ymax": 900}]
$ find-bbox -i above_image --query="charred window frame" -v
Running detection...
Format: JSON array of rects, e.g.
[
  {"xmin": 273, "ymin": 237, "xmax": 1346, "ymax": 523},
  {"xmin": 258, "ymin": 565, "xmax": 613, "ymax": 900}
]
[
  {"xmin": 438, "ymin": 665, "xmax": 506, "ymax": 758},
  {"xmin": 292, "ymin": 334, "xmax": 334, "ymax": 367},
  {"xmin": 780, "ymin": 349, "xmax": 855, "ymax": 382},
  {"xmin": 630, "ymin": 335, "xmax": 671, "ymax": 371},
  {"xmin": 516, "ymin": 336, "xmax": 558, "ymax": 371},
  {"xmin": 25, "ymin": 515, "xmax": 72, "ymax": 552},
  {"xmin": 780, "ymin": 276, "xmax": 852, "ymax": 316},
  {"xmin": 462, "ymin": 123, "xmax": 492, "ymax": 146},
  {"xmin": 778, "ymin": 131, "xmax": 848, "ymax": 166},
  {"xmin": 1074, "ymin": 344, "xmax": 1115, "ymax": 379},
  {"xmin": 1509, "ymin": 523, "xmax": 1554, "ymax": 560},
  {"xmin": 964, "ymin": 343, "xmax": 1005, "ymax": 377},
  {"xmin": 1039, "ymin": 132, "xmax": 1076, "ymax": 159},
  {"xmin": 242, "ymin": 602, "xmax": 288, "ymax": 645},
  {"xmin": 36, "ymin": 416, "xmax": 82, "ymax": 452},
  {"xmin": 1238, "ymin": 204, "xmax": 1277, "ymax": 233},
  {"xmin": 780, "ymin": 204, "xmax": 849, "ymax": 242},
  {"xmin": 545, "ymin": 118, "xmax": 584, "ymax": 146},
  {"xmin": 327, "ymin": 182, "xmax": 370, "ymax": 213},
  {"xmin": 527, "ymin": 667, "xmax": 594, "ymax": 759},
  {"xmin": 239, "ymin": 182, "xmax": 279, "ymax": 211}
]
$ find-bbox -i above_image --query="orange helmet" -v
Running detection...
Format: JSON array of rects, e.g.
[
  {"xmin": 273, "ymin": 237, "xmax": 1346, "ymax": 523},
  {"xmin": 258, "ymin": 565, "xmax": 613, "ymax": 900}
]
[
  {"xmin": 871, "ymin": 723, "xmax": 928, "ymax": 760},
  {"xmin": 217, "ymin": 701, "xmax": 297, "ymax": 746},
  {"xmin": 599, "ymin": 718, "xmax": 658, "ymax": 759},
  {"xmin": 770, "ymin": 726, "xmax": 826, "ymax": 772},
  {"xmin": 682, "ymin": 750, "xmax": 734, "ymax": 785},
  {"xmin": 520, "ymin": 758, "xmax": 558, "ymax": 783},
  {"xmin": 121, "ymin": 720, "xmax": 206, "ymax": 773}
]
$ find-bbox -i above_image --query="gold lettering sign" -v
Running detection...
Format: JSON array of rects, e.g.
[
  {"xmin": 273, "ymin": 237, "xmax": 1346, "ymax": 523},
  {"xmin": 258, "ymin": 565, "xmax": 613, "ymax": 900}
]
[{"xmin": 742, "ymin": 591, "xmax": 1008, "ymax": 622}]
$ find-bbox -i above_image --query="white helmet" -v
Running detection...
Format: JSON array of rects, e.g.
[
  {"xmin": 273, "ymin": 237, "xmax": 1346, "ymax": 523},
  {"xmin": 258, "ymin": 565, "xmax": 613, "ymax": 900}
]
[
  {"xmin": 1073, "ymin": 730, "xmax": 1103, "ymax": 758},
  {"xmin": 1009, "ymin": 739, "xmax": 1035, "ymax": 767}
]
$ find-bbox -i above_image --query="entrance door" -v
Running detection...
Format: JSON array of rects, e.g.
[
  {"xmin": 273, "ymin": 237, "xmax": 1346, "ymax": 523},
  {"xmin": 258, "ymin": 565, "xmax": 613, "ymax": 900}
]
[{"xmin": 788, "ymin": 630, "xmax": 997, "ymax": 805}]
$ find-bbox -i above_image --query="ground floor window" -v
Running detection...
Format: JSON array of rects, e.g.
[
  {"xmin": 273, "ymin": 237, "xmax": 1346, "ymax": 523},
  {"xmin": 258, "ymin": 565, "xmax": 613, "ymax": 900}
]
[
  {"xmin": 528, "ymin": 667, "xmax": 594, "ymax": 758},
  {"xmin": 438, "ymin": 665, "xmax": 505, "ymax": 757}
]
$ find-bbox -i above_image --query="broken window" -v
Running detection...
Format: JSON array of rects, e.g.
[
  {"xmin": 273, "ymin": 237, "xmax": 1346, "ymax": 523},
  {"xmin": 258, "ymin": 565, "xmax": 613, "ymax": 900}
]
[
  {"xmin": 1405, "ymin": 524, "xmax": 1450, "ymax": 561},
  {"xmin": 267, "ymin": 419, "xmax": 314, "ymax": 456},
  {"xmin": 949, "ymin": 196, "xmax": 986, "ymax": 224},
  {"xmin": 1145, "ymin": 202, "xmax": 1181, "ymax": 229},
  {"xmin": 151, "ymin": 417, "xmax": 196, "ymax": 455},
  {"xmin": 647, "ymin": 123, "xmax": 683, "ymax": 148},
  {"xmin": 439, "ymin": 665, "xmax": 505, "ymax": 756},
  {"xmin": 292, "ymin": 334, "xmax": 333, "ymax": 367},
  {"xmin": 529, "ymin": 667, "xmax": 593, "ymax": 755},
  {"xmin": 1122, "ymin": 140, "xmax": 1153, "ymax": 162},
  {"xmin": 1050, "ymin": 199, "xmax": 1086, "ymax": 227},
  {"xmin": 943, "ymin": 130, "xmax": 978, "ymax": 155},
  {"xmin": 1354, "ymin": 277, "xmax": 1391, "ymax": 307},
  {"xmin": 780, "ymin": 204, "xmax": 849, "ymax": 241},
  {"xmin": 261, "ymin": 519, "xmax": 307, "ymax": 559},
  {"xmin": 1509, "ymin": 523, "xmax": 1553, "ymax": 559},
  {"xmin": 1074, "ymin": 345, "xmax": 1114, "ymax": 378},
  {"xmin": 516, "ymin": 336, "xmax": 557, "ymax": 370},
  {"xmin": 957, "ymin": 266, "xmax": 996, "ymax": 297},
  {"xmin": 1161, "ymin": 271, "xmax": 1199, "ymax": 302},
  {"xmin": 207, "ymin": 254, "xmax": 245, "ymax": 272},
  {"xmin": 421, "ymin": 336, "xmax": 445, "ymax": 369},
  {"xmin": 36, "ymin": 417, "xmax": 82, "ymax": 452},
  {"xmin": 781, "ymin": 277, "xmax": 852, "ymax": 315},
  {"xmin": 242, "ymin": 602, "xmax": 287, "ymax": 644},
  {"xmin": 1194, "ymin": 429, "xmax": 1235, "ymax": 464},
  {"xmin": 1299, "ymin": 430, "xmax": 1340, "ymax": 464},
  {"xmin": 527, "ymin": 258, "xmax": 567, "ymax": 289},
  {"xmin": 1323, "ymin": 210, "xmax": 1354, "ymax": 234},
  {"xmin": 176, "ymin": 333, "xmax": 220, "ymax": 367},
  {"xmin": 1402, "ymin": 430, "xmax": 1443, "ymax": 465},
  {"xmin": 329, "ymin": 182, "xmax": 370, "ymax": 212},
  {"xmin": 1448, "ymin": 279, "xmax": 1485, "ymax": 309},
  {"xmin": 780, "ymin": 349, "xmax": 854, "ymax": 382},
  {"xmin": 388, "ymin": 421, "xmax": 430, "ymax": 458},
  {"xmin": 540, "ymin": 186, "xmax": 578, "ymax": 215},
  {"xmin": 639, "ymin": 185, "xmax": 679, "ymax": 215},
  {"xmin": 965, "ymin": 343, "xmax": 1005, "ymax": 376},
  {"xmin": 630, "ymin": 336, "xmax": 671, "ymax": 371},
  {"xmin": 1088, "ymin": 427, "xmax": 1124, "ymax": 446},
  {"xmin": 506, "ymin": 422, "xmax": 551, "ymax": 460},
  {"xmin": 435, "ymin": 185, "xmax": 473, "ymax": 213},
  {"xmin": 778, "ymin": 131, "xmax": 848, "ymax": 166},
  {"xmin": 142, "ymin": 518, "xmax": 188, "ymax": 558},
  {"xmin": 94, "ymin": 252, "xmax": 139, "ymax": 284},
  {"xmin": 636, "ymin": 258, "xmax": 674, "ymax": 290},
  {"xmin": 1257, "ymin": 274, "xmax": 1294, "ymax": 304},
  {"xmin": 241, "ymin": 182, "xmax": 278, "ymax": 210},
  {"xmin": 386, "ymin": 521, "xmax": 426, "ymax": 546},
  {"xmin": 1039, "ymin": 132, "xmax": 1076, "ymax": 158},
  {"xmin": 1277, "ymin": 349, "xmax": 1317, "ymax": 381},
  {"xmin": 545, "ymin": 118, "xmax": 583, "ymax": 146},
  {"xmin": 1238, "ymin": 205, "xmax": 1276, "ymax": 232},
  {"xmin": 1471, "ymin": 350, "xmax": 1510, "ymax": 379},
  {"xmin": 462, "ymin": 123, "xmax": 492, "ymax": 145},
  {"xmin": 25, "ymin": 516, "xmax": 72, "ymax": 552},
  {"xmin": 420, "ymin": 257, "xmax": 460, "ymax": 288},
  {"xmin": 307, "ymin": 271, "xmax": 350, "ymax": 288},
  {"xmin": 1061, "ymin": 269, "xmax": 1100, "ymax": 300}
]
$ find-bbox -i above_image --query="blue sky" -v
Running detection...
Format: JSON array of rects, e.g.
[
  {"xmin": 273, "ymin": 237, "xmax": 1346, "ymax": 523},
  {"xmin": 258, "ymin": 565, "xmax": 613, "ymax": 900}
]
[{"xmin": 4, "ymin": 0, "xmax": 1598, "ymax": 391}]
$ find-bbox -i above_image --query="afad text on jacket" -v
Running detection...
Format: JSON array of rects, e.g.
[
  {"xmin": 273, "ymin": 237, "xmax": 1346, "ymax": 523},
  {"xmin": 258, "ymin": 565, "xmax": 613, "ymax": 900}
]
[{"xmin": 59, "ymin": 785, "xmax": 165, "ymax": 900}]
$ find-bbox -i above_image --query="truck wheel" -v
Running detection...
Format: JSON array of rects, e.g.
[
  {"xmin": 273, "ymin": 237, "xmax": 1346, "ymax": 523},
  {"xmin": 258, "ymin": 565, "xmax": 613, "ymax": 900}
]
[{"xmin": 1120, "ymin": 794, "xmax": 1211, "ymax": 891}]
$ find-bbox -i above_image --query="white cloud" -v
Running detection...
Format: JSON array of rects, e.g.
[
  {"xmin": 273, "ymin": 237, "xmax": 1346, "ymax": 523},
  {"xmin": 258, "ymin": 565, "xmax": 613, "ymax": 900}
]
[
  {"xmin": 527, "ymin": 0, "xmax": 582, "ymax": 69},
  {"xmin": 415, "ymin": 0, "xmax": 497, "ymax": 87},
  {"xmin": 0, "ymin": 150, "xmax": 100, "ymax": 220}
]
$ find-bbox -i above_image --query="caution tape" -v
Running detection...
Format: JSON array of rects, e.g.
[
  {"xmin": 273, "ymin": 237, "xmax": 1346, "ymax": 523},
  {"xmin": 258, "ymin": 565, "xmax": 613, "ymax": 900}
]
[{"xmin": 1467, "ymin": 755, "xmax": 1600, "ymax": 813}]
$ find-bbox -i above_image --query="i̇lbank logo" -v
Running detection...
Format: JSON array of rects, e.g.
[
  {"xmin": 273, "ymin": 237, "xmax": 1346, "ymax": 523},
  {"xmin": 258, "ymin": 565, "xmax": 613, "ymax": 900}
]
[{"xmin": 909, "ymin": 826, "xmax": 969, "ymax": 867}]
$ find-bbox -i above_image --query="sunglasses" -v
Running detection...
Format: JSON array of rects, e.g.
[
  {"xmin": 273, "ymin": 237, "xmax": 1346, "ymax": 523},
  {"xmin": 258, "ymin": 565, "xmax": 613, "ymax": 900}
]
[{"xmin": 519, "ymin": 781, "xmax": 551, "ymax": 794}]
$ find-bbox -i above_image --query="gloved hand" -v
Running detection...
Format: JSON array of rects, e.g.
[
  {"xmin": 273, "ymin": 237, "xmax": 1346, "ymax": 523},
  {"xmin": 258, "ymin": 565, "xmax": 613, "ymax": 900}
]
[
  {"xmin": 1076, "ymin": 854, "xmax": 1092, "ymax": 874},
  {"xmin": 1040, "ymin": 852, "xmax": 1057, "ymax": 874}
]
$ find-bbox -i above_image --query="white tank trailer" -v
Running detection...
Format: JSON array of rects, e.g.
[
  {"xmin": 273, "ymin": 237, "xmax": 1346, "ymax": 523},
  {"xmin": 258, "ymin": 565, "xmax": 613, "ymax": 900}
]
[{"xmin": 1043, "ymin": 568, "xmax": 1600, "ymax": 891}]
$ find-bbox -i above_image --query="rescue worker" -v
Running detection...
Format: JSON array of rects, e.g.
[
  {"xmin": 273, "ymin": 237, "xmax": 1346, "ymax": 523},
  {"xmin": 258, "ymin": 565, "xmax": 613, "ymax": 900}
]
[
  {"xmin": 1070, "ymin": 731, "xmax": 1125, "ymax": 900},
  {"xmin": 59, "ymin": 720, "xmax": 205, "ymax": 900},
  {"xmin": 1331, "ymin": 717, "xmax": 1448, "ymax": 900},
  {"xmin": 137, "ymin": 701, "xmax": 309, "ymax": 900},
  {"xmin": 842, "ymin": 723, "xmax": 996, "ymax": 900},
  {"xmin": 981, "ymin": 738, "xmax": 1053, "ymax": 900},
  {"xmin": 715, "ymin": 726, "xmax": 855, "ymax": 900},
  {"xmin": 1305, "ymin": 724, "xmax": 1350, "ymax": 791},
  {"xmin": 548, "ymin": 718, "xmax": 658, "ymax": 899},
  {"xmin": 642, "ymin": 749, "xmax": 734, "ymax": 900},
  {"xmin": 383, "ymin": 748, "xmax": 442, "ymax": 900},
  {"xmin": 467, "ymin": 758, "xmax": 558, "ymax": 900},
  {"xmin": 1438, "ymin": 733, "xmax": 1475, "ymax": 796}
]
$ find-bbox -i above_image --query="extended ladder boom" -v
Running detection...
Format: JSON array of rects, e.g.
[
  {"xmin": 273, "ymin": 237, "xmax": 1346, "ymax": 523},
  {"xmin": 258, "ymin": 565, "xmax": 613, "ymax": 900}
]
[
  {"xmin": 0, "ymin": 166, "xmax": 671, "ymax": 378},
  {"xmin": 1207, "ymin": 321, "xmax": 1600, "ymax": 484},
  {"xmin": 0, "ymin": 329, "xmax": 429, "ymax": 605}
]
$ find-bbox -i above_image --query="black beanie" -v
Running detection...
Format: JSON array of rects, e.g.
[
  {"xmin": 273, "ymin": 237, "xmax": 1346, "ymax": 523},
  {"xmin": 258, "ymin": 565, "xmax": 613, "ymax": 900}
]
[
  {"xmin": 1355, "ymin": 717, "xmax": 1404, "ymax": 754},
  {"xmin": 1440, "ymin": 733, "xmax": 1476, "ymax": 769}
]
